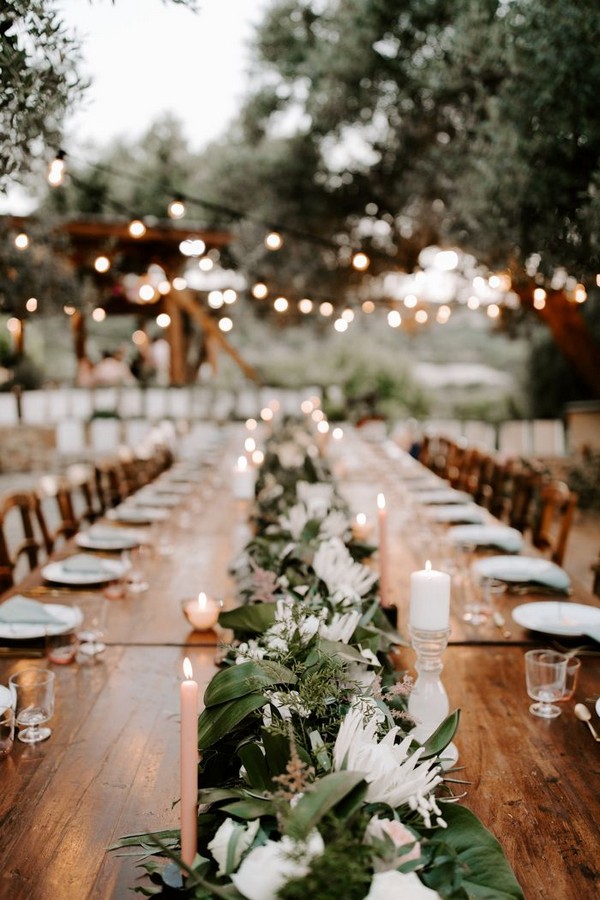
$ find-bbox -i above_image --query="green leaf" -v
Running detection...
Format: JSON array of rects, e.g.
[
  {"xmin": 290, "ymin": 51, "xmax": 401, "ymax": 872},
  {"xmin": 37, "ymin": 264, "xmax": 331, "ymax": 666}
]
[
  {"xmin": 317, "ymin": 638, "xmax": 369, "ymax": 664},
  {"xmin": 420, "ymin": 710, "xmax": 460, "ymax": 759},
  {"xmin": 204, "ymin": 660, "xmax": 297, "ymax": 707},
  {"xmin": 285, "ymin": 771, "xmax": 366, "ymax": 839},
  {"xmin": 220, "ymin": 798, "xmax": 275, "ymax": 820},
  {"xmin": 218, "ymin": 603, "xmax": 278, "ymax": 635},
  {"xmin": 261, "ymin": 728, "xmax": 291, "ymax": 776},
  {"xmin": 425, "ymin": 805, "xmax": 524, "ymax": 898},
  {"xmin": 198, "ymin": 694, "xmax": 267, "ymax": 749},
  {"xmin": 238, "ymin": 741, "xmax": 271, "ymax": 790}
]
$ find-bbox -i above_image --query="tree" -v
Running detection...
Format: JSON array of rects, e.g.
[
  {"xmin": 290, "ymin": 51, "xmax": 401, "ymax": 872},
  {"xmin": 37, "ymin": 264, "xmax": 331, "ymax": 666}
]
[{"xmin": 0, "ymin": 0, "xmax": 199, "ymax": 190}]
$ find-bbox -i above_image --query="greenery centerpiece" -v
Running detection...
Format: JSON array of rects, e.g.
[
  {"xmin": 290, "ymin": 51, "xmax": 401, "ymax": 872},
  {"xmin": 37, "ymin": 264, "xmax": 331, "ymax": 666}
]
[{"xmin": 114, "ymin": 419, "xmax": 523, "ymax": 899}]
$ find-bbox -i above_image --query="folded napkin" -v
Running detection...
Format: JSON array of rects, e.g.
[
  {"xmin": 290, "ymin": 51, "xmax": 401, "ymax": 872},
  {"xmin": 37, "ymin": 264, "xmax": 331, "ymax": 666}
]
[
  {"xmin": 86, "ymin": 526, "xmax": 137, "ymax": 545},
  {"xmin": 0, "ymin": 595, "xmax": 62, "ymax": 625},
  {"xmin": 426, "ymin": 504, "xmax": 485, "ymax": 524},
  {"xmin": 448, "ymin": 524, "xmax": 525, "ymax": 553},
  {"xmin": 62, "ymin": 554, "xmax": 107, "ymax": 575},
  {"xmin": 472, "ymin": 555, "xmax": 571, "ymax": 592},
  {"xmin": 414, "ymin": 489, "xmax": 473, "ymax": 505}
]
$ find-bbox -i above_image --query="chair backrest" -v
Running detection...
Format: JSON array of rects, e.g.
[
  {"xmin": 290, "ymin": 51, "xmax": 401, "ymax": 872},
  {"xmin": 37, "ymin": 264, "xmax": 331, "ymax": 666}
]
[
  {"xmin": 65, "ymin": 463, "xmax": 105, "ymax": 522},
  {"xmin": 531, "ymin": 481, "xmax": 578, "ymax": 565},
  {"xmin": 0, "ymin": 491, "xmax": 50, "ymax": 592},
  {"xmin": 506, "ymin": 468, "xmax": 540, "ymax": 533}
]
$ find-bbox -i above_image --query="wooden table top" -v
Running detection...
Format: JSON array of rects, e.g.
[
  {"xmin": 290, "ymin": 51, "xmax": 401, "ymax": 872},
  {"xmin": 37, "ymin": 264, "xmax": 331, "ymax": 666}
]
[{"xmin": 1, "ymin": 424, "xmax": 599, "ymax": 899}]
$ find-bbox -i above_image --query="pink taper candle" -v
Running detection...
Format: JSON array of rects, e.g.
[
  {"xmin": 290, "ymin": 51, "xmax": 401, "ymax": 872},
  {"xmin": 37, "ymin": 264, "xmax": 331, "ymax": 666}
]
[
  {"xmin": 377, "ymin": 492, "xmax": 390, "ymax": 607},
  {"xmin": 180, "ymin": 657, "xmax": 198, "ymax": 868}
]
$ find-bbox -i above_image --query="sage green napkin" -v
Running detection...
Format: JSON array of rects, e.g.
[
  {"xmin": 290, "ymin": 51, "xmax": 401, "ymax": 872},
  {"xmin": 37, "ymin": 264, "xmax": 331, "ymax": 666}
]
[{"xmin": 0, "ymin": 596, "xmax": 62, "ymax": 625}]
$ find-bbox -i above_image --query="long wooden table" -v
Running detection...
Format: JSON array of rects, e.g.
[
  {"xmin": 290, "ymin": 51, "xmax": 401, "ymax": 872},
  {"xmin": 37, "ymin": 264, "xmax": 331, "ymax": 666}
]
[{"xmin": 1, "ymin": 425, "xmax": 599, "ymax": 899}]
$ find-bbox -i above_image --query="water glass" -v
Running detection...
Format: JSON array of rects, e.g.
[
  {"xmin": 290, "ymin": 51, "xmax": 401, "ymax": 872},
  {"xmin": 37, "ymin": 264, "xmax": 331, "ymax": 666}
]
[
  {"xmin": 46, "ymin": 627, "xmax": 79, "ymax": 665},
  {"xmin": 9, "ymin": 668, "xmax": 55, "ymax": 743},
  {"xmin": 0, "ymin": 706, "xmax": 15, "ymax": 757},
  {"xmin": 524, "ymin": 649, "xmax": 568, "ymax": 719},
  {"xmin": 463, "ymin": 575, "xmax": 506, "ymax": 625},
  {"xmin": 75, "ymin": 595, "xmax": 108, "ymax": 658}
]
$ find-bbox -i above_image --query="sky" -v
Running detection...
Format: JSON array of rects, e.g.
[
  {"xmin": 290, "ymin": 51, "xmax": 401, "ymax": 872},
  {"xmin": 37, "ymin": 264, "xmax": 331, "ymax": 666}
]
[{"xmin": 3, "ymin": 0, "xmax": 271, "ymax": 211}]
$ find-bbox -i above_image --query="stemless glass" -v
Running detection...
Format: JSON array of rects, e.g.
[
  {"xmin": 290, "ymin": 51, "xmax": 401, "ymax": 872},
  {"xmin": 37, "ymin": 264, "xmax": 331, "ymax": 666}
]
[
  {"xmin": 9, "ymin": 668, "xmax": 55, "ymax": 743},
  {"xmin": 75, "ymin": 595, "xmax": 108, "ymax": 658},
  {"xmin": 524, "ymin": 649, "xmax": 567, "ymax": 719}
]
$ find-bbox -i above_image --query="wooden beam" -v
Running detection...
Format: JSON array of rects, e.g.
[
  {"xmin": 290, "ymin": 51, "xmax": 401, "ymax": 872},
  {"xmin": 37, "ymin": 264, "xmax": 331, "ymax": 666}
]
[
  {"xmin": 164, "ymin": 296, "xmax": 187, "ymax": 386},
  {"xmin": 172, "ymin": 290, "xmax": 260, "ymax": 383}
]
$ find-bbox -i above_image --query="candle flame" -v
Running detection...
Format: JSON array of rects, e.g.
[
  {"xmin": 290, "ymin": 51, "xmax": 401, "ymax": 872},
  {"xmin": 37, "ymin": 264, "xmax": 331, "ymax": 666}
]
[
  {"xmin": 425, "ymin": 560, "xmax": 432, "ymax": 573},
  {"xmin": 197, "ymin": 591, "xmax": 207, "ymax": 610},
  {"xmin": 237, "ymin": 455, "xmax": 248, "ymax": 471},
  {"xmin": 183, "ymin": 657, "xmax": 193, "ymax": 679},
  {"xmin": 356, "ymin": 512, "xmax": 366, "ymax": 525},
  {"xmin": 377, "ymin": 492, "xmax": 386, "ymax": 510}
]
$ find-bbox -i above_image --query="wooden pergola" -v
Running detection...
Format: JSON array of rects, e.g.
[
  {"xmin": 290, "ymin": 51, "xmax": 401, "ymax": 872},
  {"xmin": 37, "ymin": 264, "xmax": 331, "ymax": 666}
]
[{"xmin": 18, "ymin": 214, "xmax": 259, "ymax": 385}]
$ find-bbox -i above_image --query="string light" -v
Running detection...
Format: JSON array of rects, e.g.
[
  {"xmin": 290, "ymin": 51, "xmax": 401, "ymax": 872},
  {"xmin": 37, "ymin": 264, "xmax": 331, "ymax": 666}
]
[
  {"xmin": 167, "ymin": 196, "xmax": 186, "ymax": 219},
  {"xmin": 245, "ymin": 418, "xmax": 258, "ymax": 431},
  {"xmin": 361, "ymin": 300, "xmax": 375, "ymax": 313},
  {"xmin": 334, "ymin": 318, "xmax": 348, "ymax": 332},
  {"xmin": 199, "ymin": 257, "xmax": 214, "ymax": 271},
  {"xmin": 265, "ymin": 231, "xmax": 283, "ymax": 251},
  {"xmin": 47, "ymin": 150, "xmax": 66, "ymax": 187},
  {"xmin": 158, "ymin": 280, "xmax": 171, "ymax": 295},
  {"xmin": 14, "ymin": 233, "xmax": 29, "ymax": 250},
  {"xmin": 298, "ymin": 298, "xmax": 313, "ymax": 314},
  {"xmin": 128, "ymin": 219, "xmax": 147, "ymax": 238},
  {"xmin": 156, "ymin": 313, "xmax": 171, "ymax": 328},
  {"xmin": 352, "ymin": 251, "xmax": 370, "ymax": 271},
  {"xmin": 415, "ymin": 309, "xmax": 428, "ymax": 324},
  {"xmin": 172, "ymin": 276, "xmax": 187, "ymax": 291},
  {"xmin": 223, "ymin": 288, "xmax": 237, "ymax": 304},
  {"xmin": 92, "ymin": 307, "xmax": 106, "ymax": 322},
  {"xmin": 274, "ymin": 296, "xmax": 288, "ymax": 312},
  {"xmin": 25, "ymin": 297, "xmax": 38, "ymax": 312},
  {"xmin": 252, "ymin": 449, "xmax": 264, "ymax": 465},
  {"xmin": 63, "ymin": 305, "xmax": 76, "ymax": 316},
  {"xmin": 218, "ymin": 317, "xmax": 233, "ymax": 332},
  {"xmin": 6, "ymin": 317, "xmax": 21, "ymax": 334},
  {"xmin": 467, "ymin": 295, "xmax": 480, "ymax": 310},
  {"xmin": 94, "ymin": 255, "xmax": 111, "ymax": 273},
  {"xmin": 132, "ymin": 330, "xmax": 147, "ymax": 345},
  {"xmin": 574, "ymin": 283, "xmax": 587, "ymax": 303},
  {"xmin": 403, "ymin": 294, "xmax": 418, "ymax": 308},
  {"xmin": 437, "ymin": 304, "xmax": 451, "ymax": 323},
  {"xmin": 387, "ymin": 309, "xmax": 401, "ymax": 328},
  {"xmin": 208, "ymin": 290, "xmax": 224, "ymax": 309},
  {"xmin": 252, "ymin": 282, "xmax": 268, "ymax": 299},
  {"xmin": 487, "ymin": 303, "xmax": 500, "ymax": 319},
  {"xmin": 139, "ymin": 283, "xmax": 156, "ymax": 302},
  {"xmin": 341, "ymin": 308, "xmax": 355, "ymax": 322},
  {"xmin": 179, "ymin": 238, "xmax": 205, "ymax": 256},
  {"xmin": 319, "ymin": 301, "xmax": 333, "ymax": 317}
]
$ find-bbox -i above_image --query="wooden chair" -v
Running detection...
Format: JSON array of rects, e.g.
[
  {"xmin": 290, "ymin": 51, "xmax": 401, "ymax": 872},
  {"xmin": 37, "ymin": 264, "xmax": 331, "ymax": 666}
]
[
  {"xmin": 0, "ymin": 491, "xmax": 51, "ymax": 593},
  {"xmin": 531, "ymin": 480, "xmax": 578, "ymax": 566},
  {"xmin": 506, "ymin": 469, "xmax": 539, "ymax": 533},
  {"xmin": 65, "ymin": 463, "xmax": 105, "ymax": 522},
  {"xmin": 94, "ymin": 458, "xmax": 129, "ymax": 510},
  {"xmin": 478, "ymin": 458, "xmax": 514, "ymax": 519}
]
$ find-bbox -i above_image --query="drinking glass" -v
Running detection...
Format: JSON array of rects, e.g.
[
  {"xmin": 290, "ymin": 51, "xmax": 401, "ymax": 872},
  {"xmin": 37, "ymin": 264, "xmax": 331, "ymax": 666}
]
[
  {"xmin": 124, "ymin": 547, "xmax": 150, "ymax": 593},
  {"xmin": 9, "ymin": 668, "xmax": 55, "ymax": 743},
  {"xmin": 75, "ymin": 595, "xmax": 108, "ymax": 658},
  {"xmin": 524, "ymin": 649, "xmax": 567, "ymax": 718},
  {"xmin": 46, "ymin": 627, "xmax": 79, "ymax": 665},
  {"xmin": 0, "ymin": 706, "xmax": 15, "ymax": 757},
  {"xmin": 463, "ymin": 575, "xmax": 506, "ymax": 625}
]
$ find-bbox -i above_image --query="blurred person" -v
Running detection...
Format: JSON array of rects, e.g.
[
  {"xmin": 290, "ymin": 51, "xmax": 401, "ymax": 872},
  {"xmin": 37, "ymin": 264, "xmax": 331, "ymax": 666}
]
[{"xmin": 92, "ymin": 348, "xmax": 136, "ymax": 386}]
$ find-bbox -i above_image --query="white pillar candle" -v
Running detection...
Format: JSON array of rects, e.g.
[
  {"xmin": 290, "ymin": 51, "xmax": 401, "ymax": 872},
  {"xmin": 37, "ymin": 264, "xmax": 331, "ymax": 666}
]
[
  {"xmin": 377, "ymin": 492, "xmax": 391, "ymax": 607},
  {"xmin": 409, "ymin": 561, "xmax": 451, "ymax": 630},
  {"xmin": 180, "ymin": 657, "xmax": 198, "ymax": 868},
  {"xmin": 232, "ymin": 455, "xmax": 256, "ymax": 500},
  {"xmin": 184, "ymin": 592, "xmax": 220, "ymax": 631}
]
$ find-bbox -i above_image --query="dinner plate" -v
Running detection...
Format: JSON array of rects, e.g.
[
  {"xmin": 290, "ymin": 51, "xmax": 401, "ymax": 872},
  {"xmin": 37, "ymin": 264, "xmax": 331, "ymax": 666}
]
[
  {"xmin": 0, "ymin": 684, "xmax": 15, "ymax": 712},
  {"xmin": 413, "ymin": 489, "xmax": 472, "ymax": 505},
  {"xmin": 76, "ymin": 528, "xmax": 140, "ymax": 551},
  {"xmin": 472, "ymin": 555, "xmax": 571, "ymax": 592},
  {"xmin": 41, "ymin": 556, "xmax": 128, "ymax": 586},
  {"xmin": 596, "ymin": 697, "xmax": 600, "ymax": 718},
  {"xmin": 132, "ymin": 492, "xmax": 180, "ymax": 508},
  {"xmin": 447, "ymin": 524, "xmax": 524, "ymax": 553},
  {"xmin": 109, "ymin": 506, "xmax": 169, "ymax": 525},
  {"xmin": 512, "ymin": 601, "xmax": 600, "ymax": 636},
  {"xmin": 426, "ymin": 504, "xmax": 486, "ymax": 524},
  {"xmin": 0, "ymin": 603, "xmax": 84, "ymax": 640}
]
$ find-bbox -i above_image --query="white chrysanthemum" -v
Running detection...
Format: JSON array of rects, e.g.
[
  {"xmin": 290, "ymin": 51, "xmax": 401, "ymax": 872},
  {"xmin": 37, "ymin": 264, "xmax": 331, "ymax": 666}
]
[
  {"xmin": 333, "ymin": 707, "xmax": 443, "ymax": 826},
  {"xmin": 207, "ymin": 818, "xmax": 260, "ymax": 876},
  {"xmin": 279, "ymin": 503, "xmax": 309, "ymax": 540},
  {"xmin": 319, "ymin": 610, "xmax": 361, "ymax": 643},
  {"xmin": 313, "ymin": 537, "xmax": 378, "ymax": 602},
  {"xmin": 320, "ymin": 509, "xmax": 350, "ymax": 539},
  {"xmin": 297, "ymin": 481, "xmax": 334, "ymax": 519},
  {"xmin": 231, "ymin": 830, "xmax": 324, "ymax": 900}
]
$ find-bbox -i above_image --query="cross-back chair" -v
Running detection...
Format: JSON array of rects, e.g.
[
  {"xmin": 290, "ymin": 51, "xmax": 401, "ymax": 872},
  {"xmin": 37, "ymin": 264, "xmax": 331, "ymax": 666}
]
[{"xmin": 0, "ymin": 491, "xmax": 50, "ymax": 593}]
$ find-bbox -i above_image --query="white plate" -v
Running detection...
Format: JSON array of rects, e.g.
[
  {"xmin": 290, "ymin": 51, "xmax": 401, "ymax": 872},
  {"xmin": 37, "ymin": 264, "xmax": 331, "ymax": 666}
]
[
  {"xmin": 472, "ymin": 555, "xmax": 571, "ymax": 592},
  {"xmin": 596, "ymin": 697, "xmax": 600, "ymax": 718},
  {"xmin": 0, "ymin": 684, "xmax": 14, "ymax": 711},
  {"xmin": 512, "ymin": 601, "xmax": 600, "ymax": 636},
  {"xmin": 413, "ymin": 489, "xmax": 472, "ymax": 505},
  {"xmin": 41, "ymin": 557, "xmax": 128, "ymax": 586},
  {"xmin": 0, "ymin": 603, "xmax": 84, "ymax": 640},
  {"xmin": 76, "ymin": 530, "xmax": 140, "ymax": 551},
  {"xmin": 132, "ymin": 493, "xmax": 180, "ymax": 508}
]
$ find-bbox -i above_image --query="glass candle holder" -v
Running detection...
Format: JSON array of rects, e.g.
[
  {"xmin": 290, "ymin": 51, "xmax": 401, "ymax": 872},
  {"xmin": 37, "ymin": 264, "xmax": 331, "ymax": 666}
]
[{"xmin": 407, "ymin": 625, "xmax": 458, "ymax": 768}]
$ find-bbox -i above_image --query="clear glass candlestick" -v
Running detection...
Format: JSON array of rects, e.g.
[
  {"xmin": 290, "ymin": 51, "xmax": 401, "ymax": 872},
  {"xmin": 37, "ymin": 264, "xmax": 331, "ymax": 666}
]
[{"xmin": 408, "ymin": 625, "xmax": 458, "ymax": 768}]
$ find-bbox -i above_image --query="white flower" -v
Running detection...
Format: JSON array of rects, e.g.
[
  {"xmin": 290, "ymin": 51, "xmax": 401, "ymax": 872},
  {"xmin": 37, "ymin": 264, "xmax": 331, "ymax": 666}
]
[
  {"xmin": 313, "ymin": 538, "xmax": 377, "ymax": 601},
  {"xmin": 231, "ymin": 830, "xmax": 325, "ymax": 900},
  {"xmin": 207, "ymin": 818, "xmax": 260, "ymax": 876},
  {"xmin": 262, "ymin": 690, "xmax": 311, "ymax": 727},
  {"xmin": 297, "ymin": 481, "xmax": 334, "ymax": 516},
  {"xmin": 364, "ymin": 869, "xmax": 441, "ymax": 899},
  {"xmin": 298, "ymin": 614, "xmax": 321, "ymax": 642},
  {"xmin": 235, "ymin": 640, "xmax": 266, "ymax": 664},
  {"xmin": 358, "ymin": 645, "xmax": 381, "ymax": 667},
  {"xmin": 319, "ymin": 610, "xmax": 361, "ymax": 643},
  {"xmin": 320, "ymin": 509, "xmax": 350, "ymax": 539},
  {"xmin": 333, "ymin": 707, "xmax": 443, "ymax": 826},
  {"xmin": 280, "ymin": 503, "xmax": 309, "ymax": 540},
  {"xmin": 364, "ymin": 815, "xmax": 421, "ymax": 872}
]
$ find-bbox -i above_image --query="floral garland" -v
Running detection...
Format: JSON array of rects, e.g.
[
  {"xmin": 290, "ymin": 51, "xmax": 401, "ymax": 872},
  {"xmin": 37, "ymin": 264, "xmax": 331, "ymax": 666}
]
[{"xmin": 116, "ymin": 420, "xmax": 523, "ymax": 900}]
